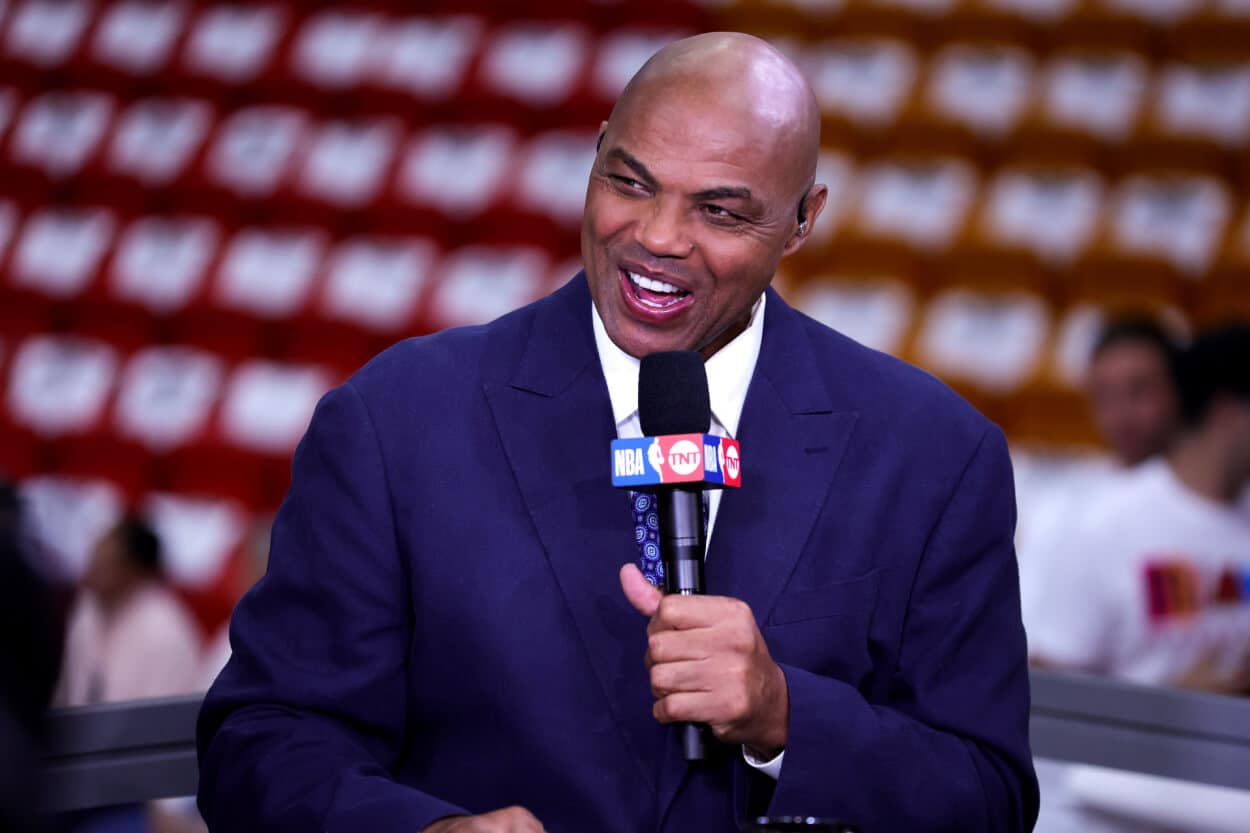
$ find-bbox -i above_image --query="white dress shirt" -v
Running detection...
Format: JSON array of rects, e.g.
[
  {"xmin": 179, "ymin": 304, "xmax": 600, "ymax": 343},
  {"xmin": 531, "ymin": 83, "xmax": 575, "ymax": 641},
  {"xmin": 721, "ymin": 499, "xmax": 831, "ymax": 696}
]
[{"xmin": 591, "ymin": 294, "xmax": 785, "ymax": 779}]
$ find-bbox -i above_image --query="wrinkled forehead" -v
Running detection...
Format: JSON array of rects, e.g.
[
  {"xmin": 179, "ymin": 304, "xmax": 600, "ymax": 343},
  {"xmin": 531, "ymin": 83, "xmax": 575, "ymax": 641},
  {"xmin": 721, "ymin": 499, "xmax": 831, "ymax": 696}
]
[{"xmin": 608, "ymin": 80, "xmax": 812, "ymax": 203}]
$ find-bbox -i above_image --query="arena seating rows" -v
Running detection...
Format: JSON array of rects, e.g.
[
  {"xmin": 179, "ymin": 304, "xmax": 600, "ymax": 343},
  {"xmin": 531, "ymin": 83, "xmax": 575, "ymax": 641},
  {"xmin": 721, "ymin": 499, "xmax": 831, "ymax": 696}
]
[{"xmin": 2, "ymin": 0, "xmax": 1248, "ymax": 629}]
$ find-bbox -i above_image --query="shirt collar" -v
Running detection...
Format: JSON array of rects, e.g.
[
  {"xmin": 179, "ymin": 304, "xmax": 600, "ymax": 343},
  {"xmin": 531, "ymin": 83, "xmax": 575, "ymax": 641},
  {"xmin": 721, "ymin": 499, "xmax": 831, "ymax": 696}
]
[{"xmin": 591, "ymin": 293, "xmax": 767, "ymax": 439}]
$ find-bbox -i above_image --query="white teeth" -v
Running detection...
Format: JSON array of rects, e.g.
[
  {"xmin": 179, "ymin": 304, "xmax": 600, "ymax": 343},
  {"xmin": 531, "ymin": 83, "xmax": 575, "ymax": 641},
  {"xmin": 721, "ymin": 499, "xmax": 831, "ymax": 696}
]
[{"xmin": 627, "ymin": 271, "xmax": 682, "ymax": 294}]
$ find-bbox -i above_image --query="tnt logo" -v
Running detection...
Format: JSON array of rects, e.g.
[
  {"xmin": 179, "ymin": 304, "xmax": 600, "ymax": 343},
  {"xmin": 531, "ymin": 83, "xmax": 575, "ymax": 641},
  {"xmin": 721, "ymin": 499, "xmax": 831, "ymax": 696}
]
[
  {"xmin": 667, "ymin": 439, "xmax": 702, "ymax": 476},
  {"xmin": 724, "ymin": 443, "xmax": 740, "ymax": 481}
]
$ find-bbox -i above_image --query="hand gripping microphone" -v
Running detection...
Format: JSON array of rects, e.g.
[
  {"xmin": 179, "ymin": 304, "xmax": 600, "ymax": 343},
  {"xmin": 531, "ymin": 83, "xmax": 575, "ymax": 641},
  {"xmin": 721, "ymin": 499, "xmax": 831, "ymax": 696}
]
[{"xmin": 609, "ymin": 351, "xmax": 743, "ymax": 762}]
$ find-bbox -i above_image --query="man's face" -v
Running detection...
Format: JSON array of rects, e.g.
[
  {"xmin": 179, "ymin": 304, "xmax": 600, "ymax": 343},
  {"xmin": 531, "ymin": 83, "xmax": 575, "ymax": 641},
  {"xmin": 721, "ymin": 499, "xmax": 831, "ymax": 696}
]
[
  {"xmin": 582, "ymin": 92, "xmax": 814, "ymax": 360},
  {"xmin": 1087, "ymin": 341, "xmax": 1181, "ymax": 466},
  {"xmin": 82, "ymin": 530, "xmax": 130, "ymax": 601}
]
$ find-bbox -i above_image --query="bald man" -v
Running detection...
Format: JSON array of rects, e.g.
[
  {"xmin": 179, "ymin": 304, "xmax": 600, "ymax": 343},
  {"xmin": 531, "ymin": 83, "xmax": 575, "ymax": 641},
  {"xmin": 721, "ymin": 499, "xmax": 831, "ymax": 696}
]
[{"xmin": 198, "ymin": 34, "xmax": 1038, "ymax": 833}]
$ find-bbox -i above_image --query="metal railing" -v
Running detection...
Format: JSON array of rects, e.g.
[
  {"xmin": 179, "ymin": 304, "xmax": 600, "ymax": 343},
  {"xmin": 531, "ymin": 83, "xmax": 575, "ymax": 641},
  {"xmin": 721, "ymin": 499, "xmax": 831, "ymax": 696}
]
[{"xmin": 39, "ymin": 670, "xmax": 1250, "ymax": 813}]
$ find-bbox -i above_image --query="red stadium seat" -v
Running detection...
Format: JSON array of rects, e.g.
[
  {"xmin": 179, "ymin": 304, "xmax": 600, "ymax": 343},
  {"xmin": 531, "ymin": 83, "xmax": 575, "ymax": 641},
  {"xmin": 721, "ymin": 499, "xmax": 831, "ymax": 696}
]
[
  {"xmin": 360, "ymin": 13, "xmax": 485, "ymax": 119},
  {"xmin": 112, "ymin": 344, "xmax": 225, "ymax": 453},
  {"xmin": 471, "ymin": 20, "xmax": 594, "ymax": 128},
  {"xmin": 947, "ymin": 164, "xmax": 1104, "ymax": 294},
  {"xmin": 177, "ymin": 2, "xmax": 292, "ymax": 95},
  {"xmin": 506, "ymin": 128, "xmax": 597, "ymax": 251},
  {"xmin": 790, "ymin": 276, "xmax": 917, "ymax": 357},
  {"xmin": 425, "ymin": 245, "xmax": 552, "ymax": 331},
  {"xmin": 19, "ymin": 473, "xmax": 126, "ymax": 582},
  {"xmin": 284, "ymin": 234, "xmax": 440, "ymax": 374},
  {"xmin": 108, "ymin": 216, "xmax": 222, "ymax": 313},
  {"xmin": 6, "ymin": 89, "xmax": 116, "ymax": 200},
  {"xmin": 1, "ymin": 0, "xmax": 96, "ymax": 86},
  {"xmin": 142, "ymin": 491, "xmax": 247, "ymax": 590},
  {"xmin": 213, "ymin": 226, "xmax": 327, "ymax": 323},
  {"xmin": 85, "ymin": 0, "xmax": 190, "ymax": 87},
  {"xmin": 1121, "ymin": 60, "xmax": 1250, "ymax": 180},
  {"xmin": 1071, "ymin": 171, "xmax": 1232, "ymax": 305},
  {"xmin": 289, "ymin": 116, "xmax": 402, "ymax": 226},
  {"xmin": 804, "ymin": 37, "xmax": 921, "ymax": 156},
  {"xmin": 901, "ymin": 41, "xmax": 1035, "ymax": 164},
  {"xmin": 837, "ymin": 155, "xmax": 979, "ymax": 288},
  {"xmin": 5, "ymin": 335, "xmax": 119, "ymax": 440},
  {"xmin": 388, "ymin": 123, "xmax": 519, "ymax": 243},
  {"xmin": 1011, "ymin": 49, "xmax": 1149, "ymax": 168},
  {"xmin": 101, "ymin": 97, "xmax": 216, "ymax": 206},
  {"xmin": 197, "ymin": 104, "xmax": 311, "ymax": 216},
  {"xmin": 217, "ymin": 358, "xmax": 331, "ymax": 458},
  {"xmin": 909, "ymin": 286, "xmax": 1053, "ymax": 424},
  {"xmin": 8, "ymin": 205, "xmax": 116, "ymax": 303},
  {"xmin": 316, "ymin": 234, "xmax": 438, "ymax": 336},
  {"xmin": 287, "ymin": 7, "xmax": 381, "ymax": 95}
]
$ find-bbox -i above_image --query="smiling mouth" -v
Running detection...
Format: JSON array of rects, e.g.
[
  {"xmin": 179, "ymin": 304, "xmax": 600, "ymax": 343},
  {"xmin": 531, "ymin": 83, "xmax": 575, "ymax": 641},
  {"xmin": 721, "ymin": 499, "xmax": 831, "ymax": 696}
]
[{"xmin": 623, "ymin": 268, "xmax": 691, "ymax": 309}]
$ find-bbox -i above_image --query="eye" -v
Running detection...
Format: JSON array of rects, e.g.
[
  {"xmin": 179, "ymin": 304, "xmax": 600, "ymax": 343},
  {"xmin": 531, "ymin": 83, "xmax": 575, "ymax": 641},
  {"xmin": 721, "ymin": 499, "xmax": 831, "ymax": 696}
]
[
  {"xmin": 609, "ymin": 174, "xmax": 648, "ymax": 193},
  {"xmin": 701, "ymin": 204, "xmax": 741, "ymax": 223}
]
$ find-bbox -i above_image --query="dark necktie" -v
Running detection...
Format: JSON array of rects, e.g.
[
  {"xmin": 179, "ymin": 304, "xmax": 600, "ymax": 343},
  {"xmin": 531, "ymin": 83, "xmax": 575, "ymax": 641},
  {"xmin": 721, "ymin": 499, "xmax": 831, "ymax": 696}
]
[{"xmin": 631, "ymin": 491, "xmax": 664, "ymax": 587}]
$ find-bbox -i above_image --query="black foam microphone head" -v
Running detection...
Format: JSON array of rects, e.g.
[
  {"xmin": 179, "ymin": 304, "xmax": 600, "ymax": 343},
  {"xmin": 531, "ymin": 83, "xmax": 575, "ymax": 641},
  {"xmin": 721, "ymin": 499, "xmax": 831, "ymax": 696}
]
[{"xmin": 638, "ymin": 351, "xmax": 711, "ymax": 436}]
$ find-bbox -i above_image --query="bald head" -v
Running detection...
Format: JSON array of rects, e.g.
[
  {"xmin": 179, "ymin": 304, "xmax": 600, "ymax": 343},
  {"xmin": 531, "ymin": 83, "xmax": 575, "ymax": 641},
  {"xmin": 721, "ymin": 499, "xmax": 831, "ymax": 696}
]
[
  {"xmin": 582, "ymin": 32, "xmax": 830, "ymax": 360},
  {"xmin": 608, "ymin": 32, "xmax": 821, "ymax": 195}
]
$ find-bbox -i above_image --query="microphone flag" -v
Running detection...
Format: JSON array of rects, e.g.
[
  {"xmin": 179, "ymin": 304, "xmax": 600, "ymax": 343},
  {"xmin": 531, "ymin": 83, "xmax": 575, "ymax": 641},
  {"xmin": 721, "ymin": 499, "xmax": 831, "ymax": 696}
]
[{"xmin": 610, "ymin": 434, "xmax": 742, "ymax": 489}]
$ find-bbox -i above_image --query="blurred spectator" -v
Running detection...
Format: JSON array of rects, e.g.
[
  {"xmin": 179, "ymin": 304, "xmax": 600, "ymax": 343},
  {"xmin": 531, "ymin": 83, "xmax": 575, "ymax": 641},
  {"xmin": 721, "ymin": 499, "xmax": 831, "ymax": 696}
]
[
  {"xmin": 1027, "ymin": 322, "xmax": 1250, "ymax": 682},
  {"xmin": 54, "ymin": 517, "xmax": 201, "ymax": 707},
  {"xmin": 51, "ymin": 517, "xmax": 202, "ymax": 833},
  {"xmin": 0, "ymin": 480, "xmax": 62, "ymax": 833},
  {"xmin": 1087, "ymin": 317, "xmax": 1184, "ymax": 467},
  {"xmin": 1025, "ymin": 323, "xmax": 1250, "ymax": 833},
  {"xmin": 1017, "ymin": 317, "xmax": 1184, "ymax": 605}
]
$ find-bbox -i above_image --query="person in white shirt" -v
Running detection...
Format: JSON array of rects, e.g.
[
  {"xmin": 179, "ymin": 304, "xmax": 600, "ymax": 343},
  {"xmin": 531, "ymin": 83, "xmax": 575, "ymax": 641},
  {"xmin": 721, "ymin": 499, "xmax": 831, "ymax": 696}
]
[
  {"xmin": 1026, "ymin": 323, "xmax": 1250, "ymax": 833},
  {"xmin": 54, "ymin": 516, "xmax": 204, "ymax": 833},
  {"xmin": 1017, "ymin": 317, "xmax": 1185, "ymax": 647},
  {"xmin": 56, "ymin": 516, "xmax": 201, "ymax": 707},
  {"xmin": 1017, "ymin": 316, "xmax": 1183, "ymax": 565}
]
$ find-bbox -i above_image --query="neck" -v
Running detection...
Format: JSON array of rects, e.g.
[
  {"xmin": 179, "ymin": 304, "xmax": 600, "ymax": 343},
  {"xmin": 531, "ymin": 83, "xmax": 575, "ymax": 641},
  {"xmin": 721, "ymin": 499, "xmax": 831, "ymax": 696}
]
[
  {"xmin": 1168, "ymin": 432, "xmax": 1241, "ymax": 504},
  {"xmin": 698, "ymin": 296, "xmax": 761, "ymax": 361}
]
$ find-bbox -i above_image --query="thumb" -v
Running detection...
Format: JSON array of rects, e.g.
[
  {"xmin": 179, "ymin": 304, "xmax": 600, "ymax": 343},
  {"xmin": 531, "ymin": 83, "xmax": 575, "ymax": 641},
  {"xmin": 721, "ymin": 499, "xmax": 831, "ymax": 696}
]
[{"xmin": 620, "ymin": 563, "xmax": 662, "ymax": 618}]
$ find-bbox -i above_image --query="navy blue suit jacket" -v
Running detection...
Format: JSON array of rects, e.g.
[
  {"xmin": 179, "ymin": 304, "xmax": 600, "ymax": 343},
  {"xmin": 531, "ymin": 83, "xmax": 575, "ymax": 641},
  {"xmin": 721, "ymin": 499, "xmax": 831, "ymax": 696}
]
[{"xmin": 198, "ymin": 274, "xmax": 1039, "ymax": 833}]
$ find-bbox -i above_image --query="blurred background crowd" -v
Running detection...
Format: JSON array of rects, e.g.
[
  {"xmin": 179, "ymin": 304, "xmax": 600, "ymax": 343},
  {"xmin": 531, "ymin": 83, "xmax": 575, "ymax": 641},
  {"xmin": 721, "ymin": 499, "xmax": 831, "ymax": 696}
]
[{"xmin": 0, "ymin": 0, "xmax": 1248, "ymax": 832}]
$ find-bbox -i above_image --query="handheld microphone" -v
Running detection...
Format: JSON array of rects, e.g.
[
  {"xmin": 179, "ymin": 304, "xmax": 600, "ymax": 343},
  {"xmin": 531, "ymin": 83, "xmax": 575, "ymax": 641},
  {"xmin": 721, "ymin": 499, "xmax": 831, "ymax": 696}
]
[{"xmin": 611, "ymin": 350, "xmax": 743, "ymax": 762}]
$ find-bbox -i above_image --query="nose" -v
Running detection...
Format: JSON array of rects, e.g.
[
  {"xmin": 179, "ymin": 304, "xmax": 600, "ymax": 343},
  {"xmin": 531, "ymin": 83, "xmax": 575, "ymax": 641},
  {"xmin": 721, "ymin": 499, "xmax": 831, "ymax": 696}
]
[{"xmin": 635, "ymin": 196, "xmax": 692, "ymax": 258}]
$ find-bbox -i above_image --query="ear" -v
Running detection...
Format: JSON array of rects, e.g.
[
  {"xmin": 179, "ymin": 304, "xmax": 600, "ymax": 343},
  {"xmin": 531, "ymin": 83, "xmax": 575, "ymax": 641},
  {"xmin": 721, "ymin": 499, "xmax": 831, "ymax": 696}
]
[
  {"xmin": 596, "ymin": 120, "xmax": 609, "ymax": 154},
  {"xmin": 783, "ymin": 183, "xmax": 828, "ymax": 258}
]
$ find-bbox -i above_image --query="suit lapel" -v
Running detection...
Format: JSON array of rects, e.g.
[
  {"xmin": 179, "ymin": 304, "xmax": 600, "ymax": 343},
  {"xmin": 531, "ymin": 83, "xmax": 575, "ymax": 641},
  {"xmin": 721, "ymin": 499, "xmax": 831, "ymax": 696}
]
[
  {"xmin": 483, "ymin": 276, "xmax": 665, "ymax": 793},
  {"xmin": 656, "ymin": 289, "xmax": 860, "ymax": 826}
]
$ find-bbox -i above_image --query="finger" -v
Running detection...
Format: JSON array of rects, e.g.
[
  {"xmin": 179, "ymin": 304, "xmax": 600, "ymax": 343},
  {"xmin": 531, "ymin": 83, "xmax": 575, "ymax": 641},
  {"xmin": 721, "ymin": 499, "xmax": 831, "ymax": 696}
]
[
  {"xmin": 647, "ymin": 627, "xmax": 728, "ymax": 666},
  {"xmin": 495, "ymin": 806, "xmax": 544, "ymax": 833},
  {"xmin": 650, "ymin": 658, "xmax": 715, "ymax": 698},
  {"xmin": 620, "ymin": 563, "xmax": 662, "ymax": 618},
  {"xmin": 652, "ymin": 691, "xmax": 717, "ymax": 725},
  {"xmin": 650, "ymin": 594, "xmax": 757, "ymax": 634}
]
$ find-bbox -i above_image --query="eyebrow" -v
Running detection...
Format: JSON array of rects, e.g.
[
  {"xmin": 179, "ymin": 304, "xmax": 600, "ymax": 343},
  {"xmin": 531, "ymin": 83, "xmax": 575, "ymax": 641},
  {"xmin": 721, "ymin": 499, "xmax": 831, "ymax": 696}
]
[
  {"xmin": 691, "ymin": 186, "xmax": 754, "ymax": 202},
  {"xmin": 604, "ymin": 147, "xmax": 757, "ymax": 204},
  {"xmin": 605, "ymin": 148, "xmax": 657, "ymax": 188}
]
